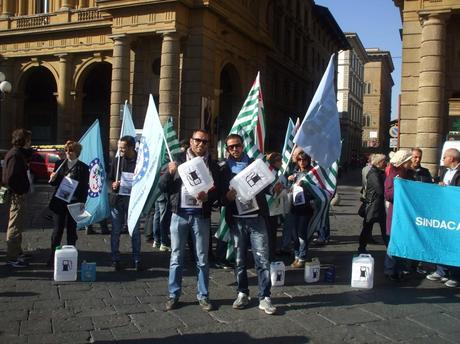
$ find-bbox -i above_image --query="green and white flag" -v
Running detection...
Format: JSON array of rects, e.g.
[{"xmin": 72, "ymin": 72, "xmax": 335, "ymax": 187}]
[
  {"xmin": 280, "ymin": 117, "xmax": 300, "ymax": 177},
  {"xmin": 217, "ymin": 72, "xmax": 266, "ymax": 260},
  {"xmin": 162, "ymin": 117, "xmax": 181, "ymax": 165}
]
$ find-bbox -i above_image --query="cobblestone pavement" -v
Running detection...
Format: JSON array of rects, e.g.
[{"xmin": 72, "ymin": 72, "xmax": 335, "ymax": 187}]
[{"xmin": 1, "ymin": 170, "xmax": 460, "ymax": 343}]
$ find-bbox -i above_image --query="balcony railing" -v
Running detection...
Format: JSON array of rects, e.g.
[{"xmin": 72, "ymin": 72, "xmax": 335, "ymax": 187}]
[
  {"xmin": 16, "ymin": 14, "xmax": 51, "ymax": 29},
  {"xmin": 77, "ymin": 8, "xmax": 102, "ymax": 22}
]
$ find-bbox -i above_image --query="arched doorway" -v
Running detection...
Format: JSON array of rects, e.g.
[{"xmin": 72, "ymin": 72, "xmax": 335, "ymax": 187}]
[
  {"xmin": 81, "ymin": 62, "xmax": 111, "ymax": 156},
  {"xmin": 218, "ymin": 63, "xmax": 241, "ymax": 142},
  {"xmin": 23, "ymin": 67, "xmax": 57, "ymax": 144}
]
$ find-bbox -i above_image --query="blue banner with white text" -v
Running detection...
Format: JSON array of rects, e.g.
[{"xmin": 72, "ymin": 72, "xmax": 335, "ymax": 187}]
[{"xmin": 388, "ymin": 178, "xmax": 460, "ymax": 267}]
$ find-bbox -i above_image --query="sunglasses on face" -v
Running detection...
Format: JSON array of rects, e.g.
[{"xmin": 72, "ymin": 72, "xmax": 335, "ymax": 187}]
[
  {"xmin": 192, "ymin": 138, "xmax": 208, "ymax": 145},
  {"xmin": 227, "ymin": 144, "xmax": 242, "ymax": 150},
  {"xmin": 297, "ymin": 158, "xmax": 309, "ymax": 162}
]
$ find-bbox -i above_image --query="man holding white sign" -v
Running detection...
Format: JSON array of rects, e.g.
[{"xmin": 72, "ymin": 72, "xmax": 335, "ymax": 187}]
[
  {"xmin": 221, "ymin": 134, "xmax": 280, "ymax": 315},
  {"xmin": 108, "ymin": 135, "xmax": 141, "ymax": 271},
  {"xmin": 160, "ymin": 129, "xmax": 220, "ymax": 312}
]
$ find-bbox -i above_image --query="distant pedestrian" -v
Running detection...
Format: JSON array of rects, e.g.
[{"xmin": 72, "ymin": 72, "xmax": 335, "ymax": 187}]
[
  {"xmin": 2, "ymin": 128, "xmax": 33, "ymax": 268},
  {"xmin": 48, "ymin": 140, "xmax": 89, "ymax": 265},
  {"xmin": 357, "ymin": 153, "xmax": 388, "ymax": 254}
]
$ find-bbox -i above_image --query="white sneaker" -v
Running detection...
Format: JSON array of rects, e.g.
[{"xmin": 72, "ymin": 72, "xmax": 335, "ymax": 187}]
[
  {"xmin": 232, "ymin": 292, "xmax": 249, "ymax": 309},
  {"xmin": 258, "ymin": 297, "xmax": 277, "ymax": 315},
  {"xmin": 160, "ymin": 244, "xmax": 171, "ymax": 252},
  {"xmin": 426, "ymin": 271, "xmax": 446, "ymax": 281},
  {"xmin": 444, "ymin": 279, "xmax": 458, "ymax": 288}
]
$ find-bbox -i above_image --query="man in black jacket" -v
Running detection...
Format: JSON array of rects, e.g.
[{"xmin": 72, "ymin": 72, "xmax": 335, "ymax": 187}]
[
  {"xmin": 108, "ymin": 136, "xmax": 141, "ymax": 271},
  {"xmin": 220, "ymin": 134, "xmax": 277, "ymax": 315},
  {"xmin": 410, "ymin": 147, "xmax": 433, "ymax": 183},
  {"xmin": 2, "ymin": 129, "xmax": 32, "ymax": 268},
  {"xmin": 160, "ymin": 129, "xmax": 219, "ymax": 312}
]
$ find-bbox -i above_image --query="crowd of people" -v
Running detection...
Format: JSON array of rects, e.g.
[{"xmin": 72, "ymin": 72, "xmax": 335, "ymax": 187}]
[
  {"xmin": 359, "ymin": 147, "xmax": 460, "ymax": 288},
  {"xmin": 2, "ymin": 127, "xmax": 458, "ymax": 316}
]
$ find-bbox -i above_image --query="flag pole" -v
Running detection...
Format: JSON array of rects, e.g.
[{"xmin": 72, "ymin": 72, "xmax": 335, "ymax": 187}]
[{"xmin": 115, "ymin": 100, "xmax": 128, "ymax": 183}]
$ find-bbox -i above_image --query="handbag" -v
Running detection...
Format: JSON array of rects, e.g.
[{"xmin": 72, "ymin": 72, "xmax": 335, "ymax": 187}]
[
  {"xmin": 358, "ymin": 201, "xmax": 366, "ymax": 218},
  {"xmin": 0, "ymin": 186, "xmax": 10, "ymax": 205}
]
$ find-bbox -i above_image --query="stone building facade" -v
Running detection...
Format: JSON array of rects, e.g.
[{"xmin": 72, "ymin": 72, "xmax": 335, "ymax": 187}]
[
  {"xmin": 337, "ymin": 33, "xmax": 368, "ymax": 166},
  {"xmin": 394, "ymin": 0, "xmax": 460, "ymax": 173},
  {"xmin": 362, "ymin": 49, "xmax": 394, "ymax": 154},
  {"xmin": 0, "ymin": 0, "xmax": 348, "ymax": 155}
]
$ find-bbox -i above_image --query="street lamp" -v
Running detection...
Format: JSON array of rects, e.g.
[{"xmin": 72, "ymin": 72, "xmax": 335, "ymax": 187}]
[{"xmin": 0, "ymin": 71, "xmax": 12, "ymax": 149}]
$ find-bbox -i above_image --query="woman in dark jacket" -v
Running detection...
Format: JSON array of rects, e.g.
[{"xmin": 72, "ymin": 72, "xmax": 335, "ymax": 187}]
[
  {"xmin": 358, "ymin": 154, "xmax": 388, "ymax": 253},
  {"xmin": 47, "ymin": 141, "xmax": 89, "ymax": 264}
]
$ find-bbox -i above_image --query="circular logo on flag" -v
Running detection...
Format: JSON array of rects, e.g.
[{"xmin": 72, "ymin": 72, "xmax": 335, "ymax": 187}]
[
  {"xmin": 133, "ymin": 136, "xmax": 150, "ymax": 184},
  {"xmin": 88, "ymin": 158, "xmax": 105, "ymax": 198}
]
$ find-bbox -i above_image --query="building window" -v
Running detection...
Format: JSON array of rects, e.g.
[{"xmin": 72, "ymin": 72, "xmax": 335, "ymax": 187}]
[{"xmin": 36, "ymin": 0, "xmax": 49, "ymax": 14}]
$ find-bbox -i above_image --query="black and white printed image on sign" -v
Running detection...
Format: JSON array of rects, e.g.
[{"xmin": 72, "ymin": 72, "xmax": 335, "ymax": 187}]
[
  {"xmin": 67, "ymin": 203, "xmax": 92, "ymax": 223},
  {"xmin": 55, "ymin": 176, "xmax": 79, "ymax": 203},
  {"xmin": 292, "ymin": 184, "xmax": 306, "ymax": 206},
  {"xmin": 236, "ymin": 197, "xmax": 259, "ymax": 215},
  {"xmin": 180, "ymin": 185, "xmax": 202, "ymax": 209},
  {"xmin": 119, "ymin": 172, "xmax": 134, "ymax": 196}
]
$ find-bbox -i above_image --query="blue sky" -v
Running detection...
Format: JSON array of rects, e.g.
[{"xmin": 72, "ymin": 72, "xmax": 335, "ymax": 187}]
[{"xmin": 315, "ymin": 0, "xmax": 402, "ymax": 120}]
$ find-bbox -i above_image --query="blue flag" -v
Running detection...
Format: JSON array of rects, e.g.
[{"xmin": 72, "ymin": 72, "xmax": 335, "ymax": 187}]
[
  {"xmin": 293, "ymin": 54, "xmax": 341, "ymax": 168},
  {"xmin": 127, "ymin": 95, "xmax": 166, "ymax": 235},
  {"xmin": 116, "ymin": 101, "xmax": 136, "ymax": 157},
  {"xmin": 77, "ymin": 119, "xmax": 110, "ymax": 229},
  {"xmin": 388, "ymin": 179, "xmax": 460, "ymax": 267}
]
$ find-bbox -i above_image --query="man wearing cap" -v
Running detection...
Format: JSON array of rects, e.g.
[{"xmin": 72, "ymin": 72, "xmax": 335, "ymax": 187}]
[
  {"xmin": 426, "ymin": 148, "xmax": 460, "ymax": 288},
  {"xmin": 384, "ymin": 149, "xmax": 413, "ymax": 280}
]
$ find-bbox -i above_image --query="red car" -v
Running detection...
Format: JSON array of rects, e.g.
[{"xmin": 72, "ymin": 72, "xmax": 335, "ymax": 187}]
[{"xmin": 29, "ymin": 149, "xmax": 64, "ymax": 181}]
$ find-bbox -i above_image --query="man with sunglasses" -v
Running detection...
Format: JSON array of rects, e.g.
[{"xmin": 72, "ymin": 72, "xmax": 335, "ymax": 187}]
[
  {"xmin": 160, "ymin": 129, "xmax": 220, "ymax": 311},
  {"xmin": 220, "ymin": 133, "xmax": 277, "ymax": 315}
]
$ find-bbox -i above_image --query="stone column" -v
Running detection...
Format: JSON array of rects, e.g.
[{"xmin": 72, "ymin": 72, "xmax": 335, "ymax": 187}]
[
  {"xmin": 159, "ymin": 32, "xmax": 180, "ymax": 125},
  {"xmin": 56, "ymin": 53, "xmax": 71, "ymax": 142},
  {"xmin": 1, "ymin": 0, "xmax": 14, "ymax": 18},
  {"xmin": 416, "ymin": 12, "xmax": 450, "ymax": 174},
  {"xmin": 109, "ymin": 34, "xmax": 130, "ymax": 155},
  {"xmin": 60, "ymin": 0, "xmax": 75, "ymax": 10}
]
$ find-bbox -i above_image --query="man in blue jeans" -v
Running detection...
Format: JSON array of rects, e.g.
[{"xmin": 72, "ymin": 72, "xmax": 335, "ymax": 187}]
[
  {"xmin": 220, "ymin": 134, "xmax": 278, "ymax": 315},
  {"xmin": 159, "ymin": 129, "xmax": 220, "ymax": 312},
  {"xmin": 109, "ymin": 136, "xmax": 143, "ymax": 271}
]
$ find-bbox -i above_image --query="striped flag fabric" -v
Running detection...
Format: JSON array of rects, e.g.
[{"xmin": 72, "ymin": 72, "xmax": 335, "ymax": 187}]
[
  {"xmin": 300, "ymin": 161, "xmax": 338, "ymax": 239},
  {"xmin": 216, "ymin": 73, "xmax": 266, "ymax": 260},
  {"xmin": 230, "ymin": 72, "xmax": 265, "ymax": 154},
  {"xmin": 162, "ymin": 117, "xmax": 181, "ymax": 164},
  {"xmin": 280, "ymin": 117, "xmax": 300, "ymax": 177}
]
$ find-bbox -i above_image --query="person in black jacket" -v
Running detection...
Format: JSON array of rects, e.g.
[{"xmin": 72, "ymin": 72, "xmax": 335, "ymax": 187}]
[
  {"xmin": 2, "ymin": 128, "xmax": 33, "ymax": 268},
  {"xmin": 48, "ymin": 141, "xmax": 89, "ymax": 265},
  {"xmin": 221, "ymin": 134, "xmax": 278, "ymax": 315},
  {"xmin": 358, "ymin": 153, "xmax": 388, "ymax": 254},
  {"xmin": 108, "ymin": 136, "xmax": 141, "ymax": 271},
  {"xmin": 160, "ymin": 129, "xmax": 219, "ymax": 312},
  {"xmin": 409, "ymin": 147, "xmax": 433, "ymax": 183}
]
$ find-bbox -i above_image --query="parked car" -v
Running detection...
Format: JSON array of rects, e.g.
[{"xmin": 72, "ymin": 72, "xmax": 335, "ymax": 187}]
[{"xmin": 29, "ymin": 147, "xmax": 64, "ymax": 182}]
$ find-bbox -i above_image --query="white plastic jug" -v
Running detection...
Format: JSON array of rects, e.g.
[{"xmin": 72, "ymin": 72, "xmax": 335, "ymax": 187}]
[
  {"xmin": 270, "ymin": 261, "xmax": 285, "ymax": 287},
  {"xmin": 178, "ymin": 157, "xmax": 214, "ymax": 197},
  {"xmin": 229, "ymin": 159, "xmax": 275, "ymax": 202},
  {"xmin": 351, "ymin": 254, "xmax": 374, "ymax": 289},
  {"xmin": 54, "ymin": 245, "xmax": 78, "ymax": 282},
  {"xmin": 304, "ymin": 258, "xmax": 320, "ymax": 283}
]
